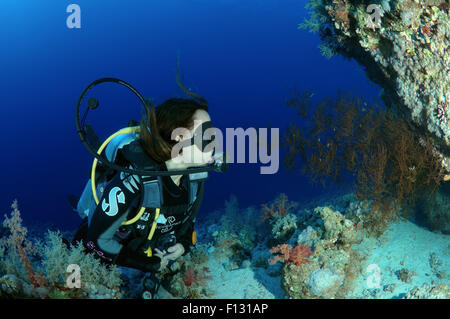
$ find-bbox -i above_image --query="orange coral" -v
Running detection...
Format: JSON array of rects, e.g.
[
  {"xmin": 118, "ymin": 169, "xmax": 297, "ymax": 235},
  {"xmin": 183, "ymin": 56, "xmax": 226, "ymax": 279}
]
[
  {"xmin": 328, "ymin": 0, "xmax": 350, "ymax": 30},
  {"xmin": 183, "ymin": 266, "xmax": 212, "ymax": 287},
  {"xmin": 261, "ymin": 194, "xmax": 298, "ymax": 222},
  {"xmin": 421, "ymin": 25, "xmax": 431, "ymax": 36},
  {"xmin": 269, "ymin": 243, "xmax": 313, "ymax": 266},
  {"xmin": 334, "ymin": 6, "xmax": 349, "ymax": 26}
]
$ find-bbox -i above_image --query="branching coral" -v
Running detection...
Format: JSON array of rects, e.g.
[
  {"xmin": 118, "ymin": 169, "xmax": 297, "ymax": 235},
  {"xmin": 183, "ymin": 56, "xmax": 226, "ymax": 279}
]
[
  {"xmin": 1, "ymin": 200, "xmax": 47, "ymax": 289},
  {"xmin": 271, "ymin": 213, "xmax": 298, "ymax": 240},
  {"xmin": 183, "ymin": 266, "xmax": 212, "ymax": 287},
  {"xmin": 214, "ymin": 196, "xmax": 258, "ymax": 263},
  {"xmin": 0, "ymin": 200, "xmax": 123, "ymax": 298},
  {"xmin": 261, "ymin": 193, "xmax": 298, "ymax": 222},
  {"xmin": 269, "ymin": 243, "xmax": 313, "ymax": 266},
  {"xmin": 283, "ymin": 92, "xmax": 446, "ymax": 235},
  {"xmin": 164, "ymin": 245, "xmax": 214, "ymax": 299},
  {"xmin": 298, "ymin": 0, "xmax": 329, "ymax": 33}
]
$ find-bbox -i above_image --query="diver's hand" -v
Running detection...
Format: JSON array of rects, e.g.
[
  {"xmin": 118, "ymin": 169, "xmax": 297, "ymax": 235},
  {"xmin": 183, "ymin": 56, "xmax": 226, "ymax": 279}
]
[
  {"xmin": 154, "ymin": 248, "xmax": 169, "ymax": 272},
  {"xmin": 154, "ymin": 244, "xmax": 185, "ymax": 271},
  {"xmin": 165, "ymin": 243, "xmax": 185, "ymax": 261}
]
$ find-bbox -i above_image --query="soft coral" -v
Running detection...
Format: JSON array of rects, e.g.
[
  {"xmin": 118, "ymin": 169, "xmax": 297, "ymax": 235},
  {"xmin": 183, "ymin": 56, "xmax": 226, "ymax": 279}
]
[
  {"xmin": 2, "ymin": 200, "xmax": 48, "ymax": 289},
  {"xmin": 183, "ymin": 266, "xmax": 212, "ymax": 287},
  {"xmin": 269, "ymin": 243, "xmax": 313, "ymax": 266},
  {"xmin": 261, "ymin": 194, "xmax": 298, "ymax": 222}
]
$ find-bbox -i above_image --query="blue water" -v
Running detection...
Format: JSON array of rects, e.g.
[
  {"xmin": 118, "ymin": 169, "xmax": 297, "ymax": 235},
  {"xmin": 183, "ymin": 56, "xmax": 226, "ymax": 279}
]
[{"xmin": 0, "ymin": 0, "xmax": 381, "ymax": 229}]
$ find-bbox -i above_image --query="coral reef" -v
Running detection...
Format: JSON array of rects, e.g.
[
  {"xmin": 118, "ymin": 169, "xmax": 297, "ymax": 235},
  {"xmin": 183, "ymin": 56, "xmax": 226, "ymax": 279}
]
[
  {"xmin": 261, "ymin": 194, "xmax": 300, "ymax": 241},
  {"xmin": 283, "ymin": 92, "xmax": 447, "ymax": 235},
  {"xmin": 271, "ymin": 214, "xmax": 298, "ymax": 241},
  {"xmin": 299, "ymin": 0, "xmax": 450, "ymax": 174},
  {"xmin": 429, "ymin": 252, "xmax": 446, "ymax": 279},
  {"xmin": 183, "ymin": 266, "xmax": 212, "ymax": 287},
  {"xmin": 275, "ymin": 205, "xmax": 363, "ymax": 299},
  {"xmin": 415, "ymin": 181, "xmax": 450, "ymax": 234},
  {"xmin": 157, "ymin": 192, "xmax": 448, "ymax": 299},
  {"xmin": 403, "ymin": 284, "xmax": 450, "ymax": 299},
  {"xmin": 0, "ymin": 274, "xmax": 47, "ymax": 299},
  {"xmin": 40, "ymin": 231, "xmax": 123, "ymax": 298},
  {"xmin": 212, "ymin": 195, "xmax": 259, "ymax": 268},
  {"xmin": 308, "ymin": 269, "xmax": 343, "ymax": 298},
  {"xmin": 0, "ymin": 200, "xmax": 45, "ymax": 289},
  {"xmin": 3, "ymin": 192, "xmax": 445, "ymax": 299},
  {"xmin": 165, "ymin": 191, "xmax": 449, "ymax": 299},
  {"xmin": 261, "ymin": 193, "xmax": 298, "ymax": 222},
  {"xmin": 396, "ymin": 268, "xmax": 415, "ymax": 284},
  {"xmin": 269, "ymin": 243, "xmax": 313, "ymax": 266},
  {"xmin": 162, "ymin": 243, "xmax": 214, "ymax": 298},
  {"xmin": 0, "ymin": 201, "xmax": 123, "ymax": 299}
]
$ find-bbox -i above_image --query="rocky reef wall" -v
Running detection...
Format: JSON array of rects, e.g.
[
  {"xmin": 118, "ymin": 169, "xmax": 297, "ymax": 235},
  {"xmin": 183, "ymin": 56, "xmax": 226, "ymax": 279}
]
[{"xmin": 300, "ymin": 0, "xmax": 449, "ymax": 173}]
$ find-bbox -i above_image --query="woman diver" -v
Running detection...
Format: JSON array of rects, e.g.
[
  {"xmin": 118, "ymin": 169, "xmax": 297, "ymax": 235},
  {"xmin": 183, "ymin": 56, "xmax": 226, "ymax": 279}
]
[{"xmin": 72, "ymin": 75, "xmax": 224, "ymax": 298}]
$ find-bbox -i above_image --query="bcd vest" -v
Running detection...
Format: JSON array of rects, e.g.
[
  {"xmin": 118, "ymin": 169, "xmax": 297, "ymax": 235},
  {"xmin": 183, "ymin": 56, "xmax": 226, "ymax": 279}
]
[{"xmin": 76, "ymin": 131, "xmax": 207, "ymax": 256}]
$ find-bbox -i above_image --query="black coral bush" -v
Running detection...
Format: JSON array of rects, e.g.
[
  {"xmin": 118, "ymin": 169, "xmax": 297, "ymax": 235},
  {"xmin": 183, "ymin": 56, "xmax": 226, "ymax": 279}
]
[{"xmin": 283, "ymin": 90, "xmax": 446, "ymax": 235}]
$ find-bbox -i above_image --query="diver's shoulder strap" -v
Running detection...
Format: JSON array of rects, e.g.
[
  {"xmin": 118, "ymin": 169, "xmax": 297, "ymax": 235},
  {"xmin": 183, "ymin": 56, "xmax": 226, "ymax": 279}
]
[{"xmin": 188, "ymin": 172, "xmax": 208, "ymax": 204}]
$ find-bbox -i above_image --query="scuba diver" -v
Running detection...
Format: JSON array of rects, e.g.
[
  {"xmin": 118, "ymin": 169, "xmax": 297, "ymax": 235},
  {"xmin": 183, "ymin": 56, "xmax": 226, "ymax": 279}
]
[{"xmin": 70, "ymin": 69, "xmax": 226, "ymax": 298}]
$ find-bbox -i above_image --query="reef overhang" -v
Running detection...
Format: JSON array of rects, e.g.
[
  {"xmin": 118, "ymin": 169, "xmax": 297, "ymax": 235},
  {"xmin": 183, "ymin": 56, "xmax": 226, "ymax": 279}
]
[{"xmin": 300, "ymin": 0, "xmax": 450, "ymax": 174}]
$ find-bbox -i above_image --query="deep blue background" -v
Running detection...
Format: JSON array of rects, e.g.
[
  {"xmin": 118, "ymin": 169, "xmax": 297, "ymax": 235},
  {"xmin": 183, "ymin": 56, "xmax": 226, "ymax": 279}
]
[{"xmin": 0, "ymin": 0, "xmax": 381, "ymax": 229}]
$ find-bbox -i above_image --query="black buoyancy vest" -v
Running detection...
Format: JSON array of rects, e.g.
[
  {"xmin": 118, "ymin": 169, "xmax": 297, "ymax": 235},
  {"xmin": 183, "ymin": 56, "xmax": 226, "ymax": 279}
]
[{"xmin": 112, "ymin": 139, "xmax": 207, "ymax": 253}]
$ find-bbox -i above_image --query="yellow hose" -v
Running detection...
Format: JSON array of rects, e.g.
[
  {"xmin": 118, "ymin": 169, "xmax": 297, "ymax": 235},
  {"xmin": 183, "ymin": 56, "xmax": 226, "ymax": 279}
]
[
  {"xmin": 147, "ymin": 208, "xmax": 160, "ymax": 240},
  {"xmin": 121, "ymin": 207, "xmax": 147, "ymax": 226},
  {"xmin": 91, "ymin": 126, "xmax": 139, "ymax": 204},
  {"xmin": 90, "ymin": 126, "xmax": 141, "ymax": 225},
  {"xmin": 143, "ymin": 208, "xmax": 162, "ymax": 257}
]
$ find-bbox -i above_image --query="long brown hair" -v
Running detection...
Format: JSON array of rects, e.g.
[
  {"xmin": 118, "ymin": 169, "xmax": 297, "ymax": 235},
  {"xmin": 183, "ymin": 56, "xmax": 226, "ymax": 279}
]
[{"xmin": 139, "ymin": 98, "xmax": 208, "ymax": 163}]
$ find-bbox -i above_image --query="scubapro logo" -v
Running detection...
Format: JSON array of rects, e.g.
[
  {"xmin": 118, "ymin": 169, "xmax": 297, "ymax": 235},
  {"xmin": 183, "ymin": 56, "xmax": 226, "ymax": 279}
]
[
  {"xmin": 102, "ymin": 187, "xmax": 125, "ymax": 216},
  {"xmin": 161, "ymin": 216, "xmax": 179, "ymax": 233}
]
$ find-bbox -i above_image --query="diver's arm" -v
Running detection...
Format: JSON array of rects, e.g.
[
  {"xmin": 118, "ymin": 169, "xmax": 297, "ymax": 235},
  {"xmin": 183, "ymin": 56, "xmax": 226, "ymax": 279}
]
[
  {"xmin": 177, "ymin": 182, "xmax": 205, "ymax": 255},
  {"xmin": 87, "ymin": 172, "xmax": 163, "ymax": 272},
  {"xmin": 86, "ymin": 172, "xmax": 142, "ymax": 264}
]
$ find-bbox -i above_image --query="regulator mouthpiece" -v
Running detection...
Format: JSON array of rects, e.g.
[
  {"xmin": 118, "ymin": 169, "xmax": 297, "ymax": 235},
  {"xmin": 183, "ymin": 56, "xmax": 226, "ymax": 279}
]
[{"xmin": 211, "ymin": 152, "xmax": 228, "ymax": 173}]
